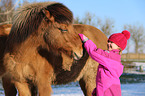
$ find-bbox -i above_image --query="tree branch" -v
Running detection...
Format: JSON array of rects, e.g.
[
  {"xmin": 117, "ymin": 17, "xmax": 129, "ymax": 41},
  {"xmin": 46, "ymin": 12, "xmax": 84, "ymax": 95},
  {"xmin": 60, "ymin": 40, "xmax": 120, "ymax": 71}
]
[
  {"xmin": 0, "ymin": 21, "xmax": 12, "ymax": 25},
  {"xmin": 0, "ymin": 0, "xmax": 20, "ymax": 15}
]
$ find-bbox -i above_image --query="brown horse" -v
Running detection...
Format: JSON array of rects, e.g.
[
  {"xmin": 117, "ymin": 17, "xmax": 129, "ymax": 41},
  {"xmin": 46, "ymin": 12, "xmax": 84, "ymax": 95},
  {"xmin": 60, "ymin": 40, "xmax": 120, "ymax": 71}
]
[
  {"xmin": 1, "ymin": 24, "xmax": 107, "ymax": 96},
  {"xmin": 1, "ymin": 2, "xmax": 108, "ymax": 96}
]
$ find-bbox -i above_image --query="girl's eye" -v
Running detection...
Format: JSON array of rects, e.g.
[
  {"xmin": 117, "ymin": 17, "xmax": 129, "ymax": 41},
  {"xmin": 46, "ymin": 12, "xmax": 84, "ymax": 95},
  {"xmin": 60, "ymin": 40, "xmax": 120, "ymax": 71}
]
[{"xmin": 108, "ymin": 40, "xmax": 113, "ymax": 43}]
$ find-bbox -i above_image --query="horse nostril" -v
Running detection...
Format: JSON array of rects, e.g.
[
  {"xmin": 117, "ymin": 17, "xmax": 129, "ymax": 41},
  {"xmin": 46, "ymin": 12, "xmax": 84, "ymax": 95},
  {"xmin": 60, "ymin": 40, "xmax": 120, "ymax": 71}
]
[{"xmin": 73, "ymin": 52, "xmax": 80, "ymax": 60}]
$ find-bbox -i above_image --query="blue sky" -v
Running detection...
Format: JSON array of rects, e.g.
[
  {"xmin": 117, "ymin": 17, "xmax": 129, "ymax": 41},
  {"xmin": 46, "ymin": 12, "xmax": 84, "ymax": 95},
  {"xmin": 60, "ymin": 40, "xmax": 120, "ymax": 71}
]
[
  {"xmin": 28, "ymin": 0, "xmax": 144, "ymax": 53},
  {"xmin": 33, "ymin": 0, "xmax": 145, "ymax": 33}
]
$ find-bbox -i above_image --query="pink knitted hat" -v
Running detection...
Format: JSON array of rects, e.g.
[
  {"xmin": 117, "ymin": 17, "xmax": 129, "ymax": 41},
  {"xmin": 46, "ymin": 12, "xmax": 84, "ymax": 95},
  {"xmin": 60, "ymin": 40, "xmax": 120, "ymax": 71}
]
[{"xmin": 108, "ymin": 30, "xmax": 130, "ymax": 50}]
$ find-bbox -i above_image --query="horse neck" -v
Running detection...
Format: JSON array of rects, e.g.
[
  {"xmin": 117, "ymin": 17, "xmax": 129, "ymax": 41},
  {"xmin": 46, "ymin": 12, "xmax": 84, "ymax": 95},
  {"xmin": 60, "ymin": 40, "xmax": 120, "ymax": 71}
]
[{"xmin": 8, "ymin": 34, "xmax": 44, "ymax": 60}]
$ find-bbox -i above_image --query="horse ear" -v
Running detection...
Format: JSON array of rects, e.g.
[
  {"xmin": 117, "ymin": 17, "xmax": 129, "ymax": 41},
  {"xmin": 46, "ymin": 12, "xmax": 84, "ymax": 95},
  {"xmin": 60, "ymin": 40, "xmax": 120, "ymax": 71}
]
[{"xmin": 42, "ymin": 9, "xmax": 54, "ymax": 22}]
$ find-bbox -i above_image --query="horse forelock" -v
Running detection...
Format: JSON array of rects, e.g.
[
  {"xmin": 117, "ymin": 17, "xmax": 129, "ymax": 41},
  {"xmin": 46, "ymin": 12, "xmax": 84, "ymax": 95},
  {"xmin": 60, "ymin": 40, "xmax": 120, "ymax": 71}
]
[
  {"xmin": 46, "ymin": 3, "xmax": 73, "ymax": 25},
  {"xmin": 8, "ymin": 2, "xmax": 73, "ymax": 46}
]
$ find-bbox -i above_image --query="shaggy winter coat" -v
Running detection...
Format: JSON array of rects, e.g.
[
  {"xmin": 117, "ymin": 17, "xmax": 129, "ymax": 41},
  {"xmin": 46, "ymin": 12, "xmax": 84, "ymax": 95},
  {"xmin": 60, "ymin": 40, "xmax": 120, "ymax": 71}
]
[{"xmin": 84, "ymin": 40, "xmax": 123, "ymax": 96}]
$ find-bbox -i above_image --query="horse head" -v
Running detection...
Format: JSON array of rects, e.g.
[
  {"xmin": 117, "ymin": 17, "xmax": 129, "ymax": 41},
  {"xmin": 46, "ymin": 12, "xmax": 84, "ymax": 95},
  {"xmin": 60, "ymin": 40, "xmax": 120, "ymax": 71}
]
[{"xmin": 40, "ymin": 3, "xmax": 84, "ymax": 61}]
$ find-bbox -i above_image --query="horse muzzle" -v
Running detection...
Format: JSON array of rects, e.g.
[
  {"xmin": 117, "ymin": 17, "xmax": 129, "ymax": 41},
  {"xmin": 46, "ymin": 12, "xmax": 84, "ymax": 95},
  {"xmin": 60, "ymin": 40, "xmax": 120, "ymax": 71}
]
[{"xmin": 72, "ymin": 50, "xmax": 84, "ymax": 60}]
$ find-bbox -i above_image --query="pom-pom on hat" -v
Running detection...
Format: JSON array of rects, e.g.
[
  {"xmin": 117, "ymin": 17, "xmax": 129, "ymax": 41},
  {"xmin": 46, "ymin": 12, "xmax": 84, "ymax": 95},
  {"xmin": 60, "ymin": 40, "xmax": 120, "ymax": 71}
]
[{"xmin": 108, "ymin": 30, "xmax": 130, "ymax": 50}]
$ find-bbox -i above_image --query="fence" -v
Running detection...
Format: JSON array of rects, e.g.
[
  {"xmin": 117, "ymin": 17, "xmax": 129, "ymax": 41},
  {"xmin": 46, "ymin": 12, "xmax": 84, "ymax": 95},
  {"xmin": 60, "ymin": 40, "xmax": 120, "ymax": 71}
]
[
  {"xmin": 121, "ymin": 53, "xmax": 145, "ymax": 74},
  {"xmin": 121, "ymin": 53, "xmax": 145, "ymax": 61}
]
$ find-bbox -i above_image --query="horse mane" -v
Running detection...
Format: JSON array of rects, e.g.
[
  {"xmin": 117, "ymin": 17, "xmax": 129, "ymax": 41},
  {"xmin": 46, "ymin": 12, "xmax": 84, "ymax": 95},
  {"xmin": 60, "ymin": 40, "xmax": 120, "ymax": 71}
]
[{"xmin": 6, "ymin": 2, "xmax": 73, "ymax": 51}]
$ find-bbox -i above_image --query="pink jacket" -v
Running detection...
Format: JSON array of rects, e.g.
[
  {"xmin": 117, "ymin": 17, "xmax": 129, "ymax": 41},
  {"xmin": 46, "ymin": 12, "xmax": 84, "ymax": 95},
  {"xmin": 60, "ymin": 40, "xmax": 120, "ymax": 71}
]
[{"xmin": 84, "ymin": 40, "xmax": 123, "ymax": 96}]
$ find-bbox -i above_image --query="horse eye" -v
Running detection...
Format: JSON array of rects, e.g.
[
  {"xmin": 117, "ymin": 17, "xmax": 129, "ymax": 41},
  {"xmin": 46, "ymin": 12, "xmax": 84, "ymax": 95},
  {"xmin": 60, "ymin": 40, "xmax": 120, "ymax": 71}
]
[
  {"xmin": 58, "ymin": 28, "xmax": 68, "ymax": 33},
  {"xmin": 62, "ymin": 30, "xmax": 68, "ymax": 33}
]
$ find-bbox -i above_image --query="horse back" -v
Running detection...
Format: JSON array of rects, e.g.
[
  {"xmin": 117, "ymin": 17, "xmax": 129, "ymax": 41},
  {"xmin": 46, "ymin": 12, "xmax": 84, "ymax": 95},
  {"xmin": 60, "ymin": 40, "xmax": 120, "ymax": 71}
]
[{"xmin": 73, "ymin": 24, "xmax": 108, "ymax": 50}]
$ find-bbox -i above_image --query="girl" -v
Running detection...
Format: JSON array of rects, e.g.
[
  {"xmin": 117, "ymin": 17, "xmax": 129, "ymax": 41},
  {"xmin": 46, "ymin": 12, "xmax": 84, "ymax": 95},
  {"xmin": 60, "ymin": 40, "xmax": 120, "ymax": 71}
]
[{"xmin": 79, "ymin": 30, "xmax": 130, "ymax": 96}]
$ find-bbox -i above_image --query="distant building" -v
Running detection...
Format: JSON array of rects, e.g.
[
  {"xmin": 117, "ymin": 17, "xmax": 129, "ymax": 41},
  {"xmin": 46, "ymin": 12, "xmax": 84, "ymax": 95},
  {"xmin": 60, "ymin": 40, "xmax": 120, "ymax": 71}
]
[{"xmin": 132, "ymin": 62, "xmax": 145, "ymax": 72}]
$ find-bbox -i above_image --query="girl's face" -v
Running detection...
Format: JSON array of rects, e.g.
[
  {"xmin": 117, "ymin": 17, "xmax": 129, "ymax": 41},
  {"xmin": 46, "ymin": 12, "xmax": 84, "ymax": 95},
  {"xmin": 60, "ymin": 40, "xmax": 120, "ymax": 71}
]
[{"xmin": 107, "ymin": 41, "xmax": 119, "ymax": 51}]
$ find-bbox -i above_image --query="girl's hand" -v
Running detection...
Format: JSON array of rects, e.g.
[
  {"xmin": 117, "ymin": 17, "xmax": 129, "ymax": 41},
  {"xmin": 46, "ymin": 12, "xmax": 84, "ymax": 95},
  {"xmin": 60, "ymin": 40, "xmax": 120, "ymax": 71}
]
[{"xmin": 78, "ymin": 34, "xmax": 89, "ymax": 43}]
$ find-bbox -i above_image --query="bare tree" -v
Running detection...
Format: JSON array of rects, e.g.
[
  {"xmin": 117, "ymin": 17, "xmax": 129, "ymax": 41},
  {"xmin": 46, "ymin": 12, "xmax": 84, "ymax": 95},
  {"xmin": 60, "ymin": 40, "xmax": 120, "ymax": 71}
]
[
  {"xmin": 97, "ymin": 17, "xmax": 114, "ymax": 37},
  {"xmin": 0, "ymin": 0, "xmax": 29, "ymax": 25},
  {"xmin": 73, "ymin": 16, "xmax": 83, "ymax": 24},
  {"xmin": 82, "ymin": 12, "xmax": 97, "ymax": 26},
  {"xmin": 74, "ymin": 12, "xmax": 97, "ymax": 26},
  {"xmin": 73, "ymin": 12, "xmax": 114, "ymax": 37},
  {"xmin": 124, "ymin": 24, "xmax": 145, "ymax": 53},
  {"xmin": 0, "ymin": 0, "xmax": 15, "ymax": 24}
]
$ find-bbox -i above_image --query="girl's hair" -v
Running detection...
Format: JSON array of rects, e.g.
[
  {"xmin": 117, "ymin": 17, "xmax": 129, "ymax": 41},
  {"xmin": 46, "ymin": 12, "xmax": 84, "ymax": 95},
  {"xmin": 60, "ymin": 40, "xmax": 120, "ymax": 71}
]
[{"xmin": 118, "ymin": 47, "xmax": 122, "ymax": 55}]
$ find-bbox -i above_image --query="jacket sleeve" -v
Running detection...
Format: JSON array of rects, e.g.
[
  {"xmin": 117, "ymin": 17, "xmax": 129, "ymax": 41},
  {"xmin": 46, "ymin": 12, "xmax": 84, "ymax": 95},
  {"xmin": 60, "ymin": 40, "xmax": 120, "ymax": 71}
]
[{"xmin": 83, "ymin": 40, "xmax": 107, "ymax": 66}]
